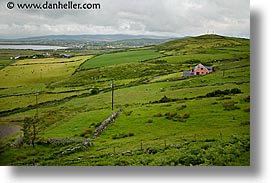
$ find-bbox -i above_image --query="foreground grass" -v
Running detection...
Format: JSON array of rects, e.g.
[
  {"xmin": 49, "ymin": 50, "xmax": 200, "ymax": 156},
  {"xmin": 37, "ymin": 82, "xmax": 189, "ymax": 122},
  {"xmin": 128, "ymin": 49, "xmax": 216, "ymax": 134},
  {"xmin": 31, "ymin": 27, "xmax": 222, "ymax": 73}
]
[{"xmin": 0, "ymin": 134, "xmax": 249, "ymax": 166}]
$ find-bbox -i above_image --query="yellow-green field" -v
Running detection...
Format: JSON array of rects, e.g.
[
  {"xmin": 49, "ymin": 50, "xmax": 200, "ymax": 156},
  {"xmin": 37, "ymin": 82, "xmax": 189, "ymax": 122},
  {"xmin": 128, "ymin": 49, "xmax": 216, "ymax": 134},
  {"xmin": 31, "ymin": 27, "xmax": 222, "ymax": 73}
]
[{"xmin": 0, "ymin": 55, "xmax": 92, "ymax": 88}]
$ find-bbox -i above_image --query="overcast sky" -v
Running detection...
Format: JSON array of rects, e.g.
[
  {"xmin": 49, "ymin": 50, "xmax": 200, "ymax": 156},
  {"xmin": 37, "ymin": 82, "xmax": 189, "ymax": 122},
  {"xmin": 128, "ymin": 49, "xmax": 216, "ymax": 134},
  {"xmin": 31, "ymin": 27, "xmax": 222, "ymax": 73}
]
[{"xmin": 0, "ymin": 0, "xmax": 250, "ymax": 39}]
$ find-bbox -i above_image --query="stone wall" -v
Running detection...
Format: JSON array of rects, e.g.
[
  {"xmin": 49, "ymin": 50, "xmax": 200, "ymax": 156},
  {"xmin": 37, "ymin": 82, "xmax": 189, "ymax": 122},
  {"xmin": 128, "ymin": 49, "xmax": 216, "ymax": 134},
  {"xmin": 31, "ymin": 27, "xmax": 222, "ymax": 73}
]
[{"xmin": 93, "ymin": 109, "xmax": 123, "ymax": 139}]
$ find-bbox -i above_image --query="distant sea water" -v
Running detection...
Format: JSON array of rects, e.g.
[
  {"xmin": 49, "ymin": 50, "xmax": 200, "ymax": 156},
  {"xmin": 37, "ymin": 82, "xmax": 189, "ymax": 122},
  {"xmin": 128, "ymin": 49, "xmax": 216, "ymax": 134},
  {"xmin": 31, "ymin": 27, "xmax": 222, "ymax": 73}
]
[{"xmin": 0, "ymin": 44, "xmax": 69, "ymax": 50}]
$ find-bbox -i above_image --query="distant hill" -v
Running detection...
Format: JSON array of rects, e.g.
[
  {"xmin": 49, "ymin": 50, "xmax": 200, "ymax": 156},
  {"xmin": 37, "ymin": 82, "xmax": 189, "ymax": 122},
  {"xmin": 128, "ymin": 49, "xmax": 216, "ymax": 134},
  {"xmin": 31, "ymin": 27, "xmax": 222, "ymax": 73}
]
[
  {"xmin": 0, "ymin": 34, "xmax": 176, "ymax": 48},
  {"xmin": 4, "ymin": 34, "xmax": 173, "ymax": 42},
  {"xmin": 155, "ymin": 34, "xmax": 249, "ymax": 54}
]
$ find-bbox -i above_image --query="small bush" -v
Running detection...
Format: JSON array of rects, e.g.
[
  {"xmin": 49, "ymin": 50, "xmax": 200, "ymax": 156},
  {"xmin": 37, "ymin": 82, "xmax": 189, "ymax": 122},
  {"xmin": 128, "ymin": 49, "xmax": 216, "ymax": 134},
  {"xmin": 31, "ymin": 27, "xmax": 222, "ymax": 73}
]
[
  {"xmin": 36, "ymin": 137, "xmax": 49, "ymax": 145},
  {"xmin": 90, "ymin": 122, "xmax": 102, "ymax": 128},
  {"xmin": 15, "ymin": 153, "xmax": 27, "ymax": 161},
  {"xmin": 159, "ymin": 95, "xmax": 171, "ymax": 103},
  {"xmin": 128, "ymin": 132, "xmax": 134, "ymax": 137},
  {"xmin": 204, "ymin": 138, "xmax": 216, "ymax": 142},
  {"xmin": 146, "ymin": 119, "xmax": 153, "ymax": 123},
  {"xmin": 243, "ymin": 107, "xmax": 250, "ymax": 112},
  {"xmin": 165, "ymin": 112, "xmax": 178, "ymax": 119},
  {"xmin": 80, "ymin": 128, "xmax": 92, "ymax": 137},
  {"xmin": 217, "ymin": 96, "xmax": 232, "ymax": 100},
  {"xmin": 244, "ymin": 96, "xmax": 250, "ymax": 102},
  {"xmin": 124, "ymin": 110, "xmax": 133, "ymax": 116},
  {"xmin": 206, "ymin": 88, "xmax": 242, "ymax": 98},
  {"xmin": 223, "ymin": 89, "xmax": 230, "ymax": 95},
  {"xmin": 90, "ymin": 88, "xmax": 100, "ymax": 95},
  {"xmin": 151, "ymin": 59, "xmax": 167, "ymax": 64},
  {"xmin": 223, "ymin": 101, "xmax": 237, "ymax": 111},
  {"xmin": 174, "ymin": 115, "xmax": 185, "ymax": 122},
  {"xmin": 112, "ymin": 132, "xmax": 134, "ymax": 139},
  {"xmin": 240, "ymin": 121, "xmax": 250, "ymax": 126},
  {"xmin": 230, "ymin": 88, "xmax": 242, "ymax": 94},
  {"xmin": 151, "ymin": 95, "xmax": 178, "ymax": 104},
  {"xmin": 154, "ymin": 113, "xmax": 163, "ymax": 117},
  {"xmin": 176, "ymin": 104, "xmax": 187, "ymax": 110},
  {"xmin": 164, "ymin": 112, "xmax": 189, "ymax": 122},
  {"xmin": 183, "ymin": 113, "xmax": 190, "ymax": 119}
]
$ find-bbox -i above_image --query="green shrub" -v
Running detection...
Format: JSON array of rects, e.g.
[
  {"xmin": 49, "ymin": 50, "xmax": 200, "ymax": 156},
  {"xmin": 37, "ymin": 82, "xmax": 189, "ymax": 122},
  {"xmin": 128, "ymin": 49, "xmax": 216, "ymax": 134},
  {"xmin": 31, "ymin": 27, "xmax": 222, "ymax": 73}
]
[
  {"xmin": 90, "ymin": 88, "xmax": 100, "ymax": 95},
  {"xmin": 165, "ymin": 112, "xmax": 178, "ymax": 120},
  {"xmin": 176, "ymin": 104, "xmax": 187, "ymax": 110},
  {"xmin": 15, "ymin": 153, "xmax": 27, "ymax": 161},
  {"xmin": 217, "ymin": 96, "xmax": 232, "ymax": 100},
  {"xmin": 206, "ymin": 88, "xmax": 242, "ymax": 98},
  {"xmin": 240, "ymin": 121, "xmax": 250, "ymax": 126},
  {"xmin": 153, "ymin": 113, "xmax": 163, "ymax": 117},
  {"xmin": 223, "ymin": 101, "xmax": 237, "ymax": 110},
  {"xmin": 152, "ymin": 95, "xmax": 178, "ymax": 104},
  {"xmin": 243, "ymin": 95, "xmax": 250, "ymax": 102},
  {"xmin": 146, "ymin": 119, "xmax": 153, "ymax": 123},
  {"xmin": 243, "ymin": 107, "xmax": 250, "ymax": 112},
  {"xmin": 112, "ymin": 132, "xmax": 134, "ymax": 139},
  {"xmin": 183, "ymin": 113, "xmax": 190, "ymax": 119},
  {"xmin": 128, "ymin": 132, "xmax": 134, "ymax": 137},
  {"xmin": 124, "ymin": 110, "xmax": 133, "ymax": 116},
  {"xmin": 90, "ymin": 122, "xmax": 102, "ymax": 128},
  {"xmin": 230, "ymin": 88, "xmax": 242, "ymax": 94},
  {"xmin": 150, "ymin": 59, "xmax": 167, "ymax": 64},
  {"xmin": 174, "ymin": 114, "xmax": 183, "ymax": 121},
  {"xmin": 80, "ymin": 128, "xmax": 92, "ymax": 137},
  {"xmin": 36, "ymin": 137, "xmax": 49, "ymax": 145}
]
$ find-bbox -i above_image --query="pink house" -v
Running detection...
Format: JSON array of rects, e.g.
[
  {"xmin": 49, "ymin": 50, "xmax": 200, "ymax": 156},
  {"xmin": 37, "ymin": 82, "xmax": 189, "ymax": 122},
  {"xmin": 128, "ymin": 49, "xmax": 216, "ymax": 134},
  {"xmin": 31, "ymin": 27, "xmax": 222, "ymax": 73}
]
[{"xmin": 190, "ymin": 63, "xmax": 213, "ymax": 76}]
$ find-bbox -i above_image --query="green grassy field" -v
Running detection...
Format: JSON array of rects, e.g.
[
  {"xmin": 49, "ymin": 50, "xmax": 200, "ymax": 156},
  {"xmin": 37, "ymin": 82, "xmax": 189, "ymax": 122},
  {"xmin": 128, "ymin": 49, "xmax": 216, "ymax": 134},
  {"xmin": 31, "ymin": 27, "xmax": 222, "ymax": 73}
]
[
  {"xmin": 0, "ymin": 34, "xmax": 250, "ymax": 166},
  {"xmin": 0, "ymin": 55, "xmax": 91, "ymax": 88},
  {"xmin": 80, "ymin": 49, "xmax": 163, "ymax": 69}
]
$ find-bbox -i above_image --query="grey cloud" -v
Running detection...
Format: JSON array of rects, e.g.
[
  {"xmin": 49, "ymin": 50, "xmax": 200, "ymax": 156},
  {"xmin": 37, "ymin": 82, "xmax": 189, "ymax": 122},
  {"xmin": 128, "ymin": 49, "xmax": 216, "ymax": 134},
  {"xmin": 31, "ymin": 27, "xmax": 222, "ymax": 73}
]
[{"xmin": 0, "ymin": 0, "xmax": 250, "ymax": 38}]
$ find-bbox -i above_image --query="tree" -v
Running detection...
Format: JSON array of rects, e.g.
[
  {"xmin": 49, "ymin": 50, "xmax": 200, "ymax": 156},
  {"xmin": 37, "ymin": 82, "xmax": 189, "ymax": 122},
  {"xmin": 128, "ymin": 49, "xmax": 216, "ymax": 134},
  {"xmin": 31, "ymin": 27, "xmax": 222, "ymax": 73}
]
[{"xmin": 22, "ymin": 117, "xmax": 40, "ymax": 148}]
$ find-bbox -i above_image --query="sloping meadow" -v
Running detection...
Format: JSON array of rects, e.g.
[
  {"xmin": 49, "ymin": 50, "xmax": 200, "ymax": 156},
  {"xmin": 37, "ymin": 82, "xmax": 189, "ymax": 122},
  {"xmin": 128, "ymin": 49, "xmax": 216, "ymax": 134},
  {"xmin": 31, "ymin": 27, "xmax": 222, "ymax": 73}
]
[{"xmin": 0, "ymin": 35, "xmax": 250, "ymax": 165}]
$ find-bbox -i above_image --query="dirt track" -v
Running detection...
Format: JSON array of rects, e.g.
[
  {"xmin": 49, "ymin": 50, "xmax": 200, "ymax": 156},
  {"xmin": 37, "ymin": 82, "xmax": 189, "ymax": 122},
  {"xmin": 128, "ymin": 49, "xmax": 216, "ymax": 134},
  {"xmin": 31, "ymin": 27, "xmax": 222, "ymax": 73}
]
[{"xmin": 0, "ymin": 125, "xmax": 20, "ymax": 140}]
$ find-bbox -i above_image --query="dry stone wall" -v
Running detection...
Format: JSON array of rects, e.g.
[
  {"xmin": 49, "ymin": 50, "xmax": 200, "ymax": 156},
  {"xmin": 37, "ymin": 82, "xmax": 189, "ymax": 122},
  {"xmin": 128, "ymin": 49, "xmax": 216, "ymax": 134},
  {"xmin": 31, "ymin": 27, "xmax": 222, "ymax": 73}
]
[{"xmin": 93, "ymin": 109, "xmax": 123, "ymax": 139}]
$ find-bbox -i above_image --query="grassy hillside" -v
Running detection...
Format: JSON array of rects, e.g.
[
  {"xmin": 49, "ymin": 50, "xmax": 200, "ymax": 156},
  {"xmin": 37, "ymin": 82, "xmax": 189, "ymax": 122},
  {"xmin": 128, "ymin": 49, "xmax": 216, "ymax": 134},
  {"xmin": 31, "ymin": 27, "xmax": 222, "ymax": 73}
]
[
  {"xmin": 80, "ymin": 49, "xmax": 163, "ymax": 69},
  {"xmin": 0, "ymin": 56, "xmax": 91, "ymax": 88},
  {"xmin": 0, "ymin": 34, "xmax": 250, "ymax": 166},
  {"xmin": 155, "ymin": 34, "xmax": 249, "ymax": 53}
]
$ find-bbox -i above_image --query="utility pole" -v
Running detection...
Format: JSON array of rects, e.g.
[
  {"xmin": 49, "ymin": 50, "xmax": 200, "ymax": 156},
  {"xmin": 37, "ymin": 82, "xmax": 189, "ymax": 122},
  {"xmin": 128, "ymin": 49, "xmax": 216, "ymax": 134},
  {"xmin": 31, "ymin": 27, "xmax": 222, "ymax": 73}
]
[
  {"xmin": 35, "ymin": 92, "xmax": 39, "ymax": 117},
  {"xmin": 111, "ymin": 80, "xmax": 114, "ymax": 111},
  {"xmin": 32, "ymin": 92, "xmax": 39, "ymax": 148}
]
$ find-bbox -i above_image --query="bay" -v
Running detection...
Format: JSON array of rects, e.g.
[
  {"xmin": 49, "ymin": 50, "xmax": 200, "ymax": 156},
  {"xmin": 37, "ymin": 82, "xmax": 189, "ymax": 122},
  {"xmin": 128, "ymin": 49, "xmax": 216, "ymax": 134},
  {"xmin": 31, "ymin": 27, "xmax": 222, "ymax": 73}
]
[{"xmin": 0, "ymin": 44, "xmax": 69, "ymax": 50}]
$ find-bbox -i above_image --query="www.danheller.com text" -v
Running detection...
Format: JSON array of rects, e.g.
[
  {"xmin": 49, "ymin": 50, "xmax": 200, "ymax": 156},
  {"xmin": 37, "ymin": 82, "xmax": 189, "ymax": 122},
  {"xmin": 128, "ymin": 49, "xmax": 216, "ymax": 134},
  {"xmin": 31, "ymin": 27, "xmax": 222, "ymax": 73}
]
[{"xmin": 6, "ymin": 1, "xmax": 101, "ymax": 10}]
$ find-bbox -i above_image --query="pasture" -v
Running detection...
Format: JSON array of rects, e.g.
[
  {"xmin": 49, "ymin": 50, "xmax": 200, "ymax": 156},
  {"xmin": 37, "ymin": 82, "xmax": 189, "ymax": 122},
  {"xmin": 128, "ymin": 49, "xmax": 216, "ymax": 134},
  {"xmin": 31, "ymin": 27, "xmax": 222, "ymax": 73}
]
[
  {"xmin": 0, "ymin": 34, "xmax": 250, "ymax": 166},
  {"xmin": 0, "ymin": 56, "xmax": 91, "ymax": 88},
  {"xmin": 80, "ymin": 49, "xmax": 163, "ymax": 69}
]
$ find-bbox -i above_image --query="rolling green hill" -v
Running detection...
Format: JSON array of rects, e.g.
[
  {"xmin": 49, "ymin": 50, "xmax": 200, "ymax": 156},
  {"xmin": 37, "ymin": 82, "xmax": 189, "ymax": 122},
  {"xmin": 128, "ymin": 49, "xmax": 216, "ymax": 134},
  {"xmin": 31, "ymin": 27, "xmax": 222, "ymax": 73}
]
[
  {"xmin": 0, "ymin": 34, "xmax": 250, "ymax": 166},
  {"xmin": 80, "ymin": 49, "xmax": 163, "ymax": 69},
  {"xmin": 155, "ymin": 34, "xmax": 249, "ymax": 53}
]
